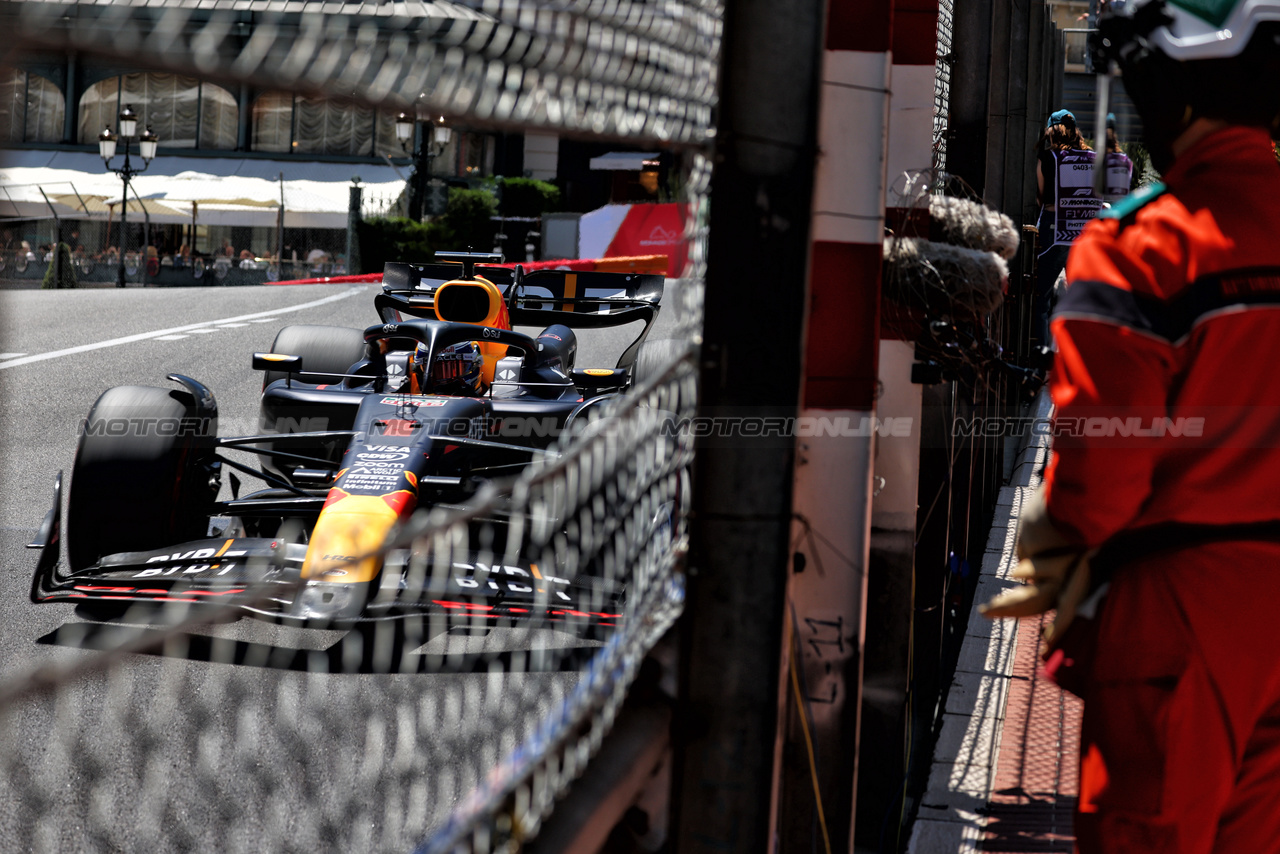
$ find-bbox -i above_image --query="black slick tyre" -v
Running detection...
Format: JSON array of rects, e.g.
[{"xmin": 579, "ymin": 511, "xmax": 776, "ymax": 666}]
[
  {"xmin": 68, "ymin": 385, "xmax": 217, "ymax": 572},
  {"xmin": 261, "ymin": 324, "xmax": 366, "ymax": 389},
  {"xmin": 258, "ymin": 325, "xmax": 367, "ymax": 481}
]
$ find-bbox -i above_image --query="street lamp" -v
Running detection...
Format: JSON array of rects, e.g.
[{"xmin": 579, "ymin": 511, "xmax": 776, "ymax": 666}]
[
  {"xmin": 395, "ymin": 112, "xmax": 453, "ymax": 220},
  {"xmin": 99, "ymin": 105, "xmax": 159, "ymax": 288}
]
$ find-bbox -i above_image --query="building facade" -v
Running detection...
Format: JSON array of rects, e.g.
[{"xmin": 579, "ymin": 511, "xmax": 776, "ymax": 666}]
[{"xmin": 0, "ymin": 45, "xmax": 509, "ymax": 279}]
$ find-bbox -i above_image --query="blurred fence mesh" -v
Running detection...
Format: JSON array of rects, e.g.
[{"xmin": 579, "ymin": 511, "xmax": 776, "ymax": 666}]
[
  {"xmin": 0, "ymin": 0, "xmax": 715, "ymax": 850},
  {"xmin": 1, "ymin": 0, "xmax": 720, "ymax": 144},
  {"xmin": 1, "ymin": 343, "xmax": 698, "ymax": 852}
]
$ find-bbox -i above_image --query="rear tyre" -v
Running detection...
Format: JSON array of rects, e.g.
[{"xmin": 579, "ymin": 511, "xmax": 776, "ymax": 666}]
[
  {"xmin": 258, "ymin": 325, "xmax": 368, "ymax": 481},
  {"xmin": 631, "ymin": 337, "xmax": 687, "ymax": 386},
  {"xmin": 261, "ymin": 324, "xmax": 366, "ymax": 389},
  {"xmin": 68, "ymin": 385, "xmax": 219, "ymax": 572}
]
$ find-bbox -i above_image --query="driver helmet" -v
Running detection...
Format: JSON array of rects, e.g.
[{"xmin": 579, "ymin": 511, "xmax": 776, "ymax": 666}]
[
  {"xmin": 1094, "ymin": 0, "xmax": 1280, "ymax": 169},
  {"xmin": 423, "ymin": 341, "xmax": 486, "ymax": 396}
]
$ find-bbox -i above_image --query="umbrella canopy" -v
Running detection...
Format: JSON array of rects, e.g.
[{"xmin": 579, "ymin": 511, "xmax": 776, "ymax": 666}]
[{"xmin": 0, "ymin": 151, "xmax": 405, "ymax": 228}]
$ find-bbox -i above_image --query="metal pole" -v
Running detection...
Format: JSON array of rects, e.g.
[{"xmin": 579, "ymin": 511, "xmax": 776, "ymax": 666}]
[
  {"xmin": 408, "ymin": 124, "xmax": 425, "ymax": 221},
  {"xmin": 277, "ymin": 169, "xmax": 285, "ymax": 270},
  {"xmin": 69, "ymin": 184, "xmax": 90, "ymax": 215},
  {"xmin": 670, "ymin": 0, "xmax": 826, "ymax": 849},
  {"xmin": 118, "ymin": 147, "xmax": 129, "ymax": 288},
  {"xmin": 948, "ymin": 0, "xmax": 995, "ymax": 195},
  {"xmin": 130, "ymin": 183, "xmax": 150, "ymax": 286},
  {"xmin": 346, "ymin": 178, "xmax": 361, "ymax": 276},
  {"xmin": 985, "ymin": 0, "xmax": 1013, "ymax": 209},
  {"xmin": 106, "ymin": 133, "xmax": 157, "ymax": 286},
  {"xmin": 37, "ymin": 186, "xmax": 62, "ymax": 287},
  {"xmin": 427, "ymin": 144, "xmax": 437, "ymax": 218},
  {"xmin": 1003, "ymin": 0, "xmax": 1033, "ymax": 223}
]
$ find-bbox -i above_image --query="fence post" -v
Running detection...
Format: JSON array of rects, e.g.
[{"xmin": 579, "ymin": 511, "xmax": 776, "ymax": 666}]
[
  {"xmin": 347, "ymin": 178, "xmax": 361, "ymax": 276},
  {"xmin": 277, "ymin": 172, "xmax": 285, "ymax": 276},
  {"xmin": 670, "ymin": 0, "xmax": 826, "ymax": 848},
  {"xmin": 947, "ymin": 0, "xmax": 993, "ymax": 195}
]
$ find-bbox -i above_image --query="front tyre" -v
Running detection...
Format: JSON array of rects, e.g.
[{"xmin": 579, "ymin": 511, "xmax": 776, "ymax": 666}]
[{"xmin": 68, "ymin": 386, "xmax": 219, "ymax": 571}]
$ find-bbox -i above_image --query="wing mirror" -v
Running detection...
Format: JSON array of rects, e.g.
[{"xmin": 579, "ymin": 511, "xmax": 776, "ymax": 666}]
[{"xmin": 252, "ymin": 353, "xmax": 303, "ymax": 373}]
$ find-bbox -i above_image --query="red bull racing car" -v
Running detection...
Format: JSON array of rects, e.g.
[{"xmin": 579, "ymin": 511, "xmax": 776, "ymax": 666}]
[{"xmin": 28, "ymin": 252, "xmax": 674, "ymax": 632}]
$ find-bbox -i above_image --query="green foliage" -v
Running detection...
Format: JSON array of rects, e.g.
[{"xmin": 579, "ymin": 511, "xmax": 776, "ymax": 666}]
[
  {"xmin": 361, "ymin": 183, "xmax": 540, "ymax": 269},
  {"xmin": 498, "ymin": 177, "xmax": 561, "ymax": 217},
  {"xmin": 356, "ymin": 216, "xmax": 450, "ymax": 269},
  {"xmin": 1122, "ymin": 141, "xmax": 1162, "ymax": 189},
  {"xmin": 441, "ymin": 188, "xmax": 499, "ymax": 252},
  {"xmin": 41, "ymin": 243, "xmax": 77, "ymax": 289}
]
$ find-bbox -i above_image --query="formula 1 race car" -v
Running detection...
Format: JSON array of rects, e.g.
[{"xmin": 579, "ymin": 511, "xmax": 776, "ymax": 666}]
[{"xmin": 29, "ymin": 252, "xmax": 673, "ymax": 632}]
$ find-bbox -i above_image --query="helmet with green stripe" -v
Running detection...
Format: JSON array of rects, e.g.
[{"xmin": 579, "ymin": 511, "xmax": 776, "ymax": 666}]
[
  {"xmin": 1094, "ymin": 0, "xmax": 1280, "ymax": 168},
  {"xmin": 1136, "ymin": 0, "xmax": 1280, "ymax": 60}
]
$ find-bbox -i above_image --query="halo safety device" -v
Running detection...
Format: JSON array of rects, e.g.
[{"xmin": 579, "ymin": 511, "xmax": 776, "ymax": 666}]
[{"xmin": 432, "ymin": 274, "xmax": 511, "ymax": 386}]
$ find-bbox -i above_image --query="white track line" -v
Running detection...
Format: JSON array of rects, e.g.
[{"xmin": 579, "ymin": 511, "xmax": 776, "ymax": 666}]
[
  {"xmin": 0, "ymin": 353, "xmax": 26, "ymax": 359},
  {"xmin": 0, "ymin": 286, "xmax": 364, "ymax": 371}
]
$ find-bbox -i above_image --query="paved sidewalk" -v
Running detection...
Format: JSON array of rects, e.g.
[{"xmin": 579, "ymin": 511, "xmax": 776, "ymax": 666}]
[
  {"xmin": 981, "ymin": 611, "xmax": 1081, "ymax": 852},
  {"xmin": 908, "ymin": 390, "xmax": 1083, "ymax": 853}
]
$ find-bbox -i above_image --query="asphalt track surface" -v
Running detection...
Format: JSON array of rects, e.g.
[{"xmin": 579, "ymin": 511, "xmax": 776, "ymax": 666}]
[{"xmin": 0, "ymin": 282, "xmax": 676, "ymax": 852}]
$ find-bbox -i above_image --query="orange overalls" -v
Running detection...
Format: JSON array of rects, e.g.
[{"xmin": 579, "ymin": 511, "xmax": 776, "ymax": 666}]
[{"xmin": 1046, "ymin": 125, "xmax": 1280, "ymax": 853}]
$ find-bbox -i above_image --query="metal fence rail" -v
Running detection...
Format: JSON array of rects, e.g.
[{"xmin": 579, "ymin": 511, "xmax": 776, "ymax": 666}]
[{"xmin": 0, "ymin": 0, "xmax": 715, "ymax": 849}]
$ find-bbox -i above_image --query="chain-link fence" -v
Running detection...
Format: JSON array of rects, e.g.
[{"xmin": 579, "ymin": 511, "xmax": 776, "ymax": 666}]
[
  {"xmin": 933, "ymin": 0, "xmax": 955, "ymax": 176},
  {"xmin": 2, "ymin": 0, "xmax": 720, "ymax": 144},
  {"xmin": 5, "ymin": 338, "xmax": 699, "ymax": 852},
  {"xmin": 0, "ymin": 0, "xmax": 715, "ymax": 849}
]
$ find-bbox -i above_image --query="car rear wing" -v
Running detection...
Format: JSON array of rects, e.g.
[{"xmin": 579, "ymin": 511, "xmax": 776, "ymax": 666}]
[{"xmin": 377, "ymin": 255, "xmax": 665, "ymax": 369}]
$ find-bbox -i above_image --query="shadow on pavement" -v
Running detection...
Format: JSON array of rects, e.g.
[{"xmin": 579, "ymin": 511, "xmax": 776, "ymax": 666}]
[
  {"xmin": 38, "ymin": 618, "xmax": 602, "ymax": 675},
  {"xmin": 980, "ymin": 790, "xmax": 1076, "ymax": 853}
]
